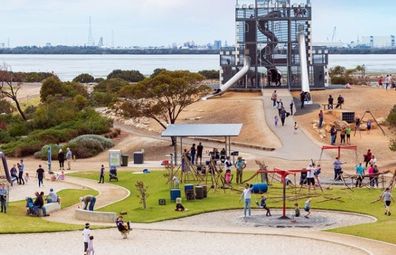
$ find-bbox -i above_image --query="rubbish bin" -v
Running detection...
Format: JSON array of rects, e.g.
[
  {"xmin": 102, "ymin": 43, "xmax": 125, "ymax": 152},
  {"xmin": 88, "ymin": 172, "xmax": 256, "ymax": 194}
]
[
  {"xmin": 134, "ymin": 152, "xmax": 144, "ymax": 164},
  {"xmin": 121, "ymin": 155, "xmax": 129, "ymax": 167}
]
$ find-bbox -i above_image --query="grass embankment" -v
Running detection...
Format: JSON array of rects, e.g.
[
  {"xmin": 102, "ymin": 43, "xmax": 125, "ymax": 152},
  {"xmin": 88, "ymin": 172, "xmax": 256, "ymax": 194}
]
[
  {"xmin": 71, "ymin": 171, "xmax": 396, "ymax": 244},
  {"xmin": 0, "ymin": 189, "xmax": 97, "ymax": 234}
]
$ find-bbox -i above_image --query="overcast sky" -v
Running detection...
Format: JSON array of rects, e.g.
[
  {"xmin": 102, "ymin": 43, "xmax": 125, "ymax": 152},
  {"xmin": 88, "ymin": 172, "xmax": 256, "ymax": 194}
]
[{"xmin": 0, "ymin": 0, "xmax": 394, "ymax": 47}]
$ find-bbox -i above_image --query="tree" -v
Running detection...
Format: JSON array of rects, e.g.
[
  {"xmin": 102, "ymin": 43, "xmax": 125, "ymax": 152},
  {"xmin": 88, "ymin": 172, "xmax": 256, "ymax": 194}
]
[
  {"xmin": 0, "ymin": 65, "xmax": 27, "ymax": 120},
  {"xmin": 107, "ymin": 69, "xmax": 145, "ymax": 82},
  {"xmin": 72, "ymin": 73, "xmax": 95, "ymax": 83},
  {"xmin": 94, "ymin": 78, "xmax": 129, "ymax": 94},
  {"xmin": 150, "ymin": 68, "xmax": 167, "ymax": 78},
  {"xmin": 119, "ymin": 71, "xmax": 209, "ymax": 144},
  {"xmin": 135, "ymin": 181, "xmax": 148, "ymax": 209},
  {"xmin": 40, "ymin": 76, "xmax": 64, "ymax": 102}
]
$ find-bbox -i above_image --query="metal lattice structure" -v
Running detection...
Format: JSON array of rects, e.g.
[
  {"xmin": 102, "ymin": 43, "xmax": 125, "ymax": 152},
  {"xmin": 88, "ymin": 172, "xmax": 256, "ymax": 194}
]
[{"xmin": 220, "ymin": 0, "xmax": 328, "ymax": 91}]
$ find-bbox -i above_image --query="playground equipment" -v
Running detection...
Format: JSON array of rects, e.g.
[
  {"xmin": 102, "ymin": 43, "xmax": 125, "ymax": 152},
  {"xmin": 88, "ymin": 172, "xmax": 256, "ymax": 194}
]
[
  {"xmin": 360, "ymin": 110, "xmax": 386, "ymax": 136},
  {"xmin": 217, "ymin": 0, "xmax": 328, "ymax": 94},
  {"xmin": 0, "ymin": 152, "xmax": 11, "ymax": 184}
]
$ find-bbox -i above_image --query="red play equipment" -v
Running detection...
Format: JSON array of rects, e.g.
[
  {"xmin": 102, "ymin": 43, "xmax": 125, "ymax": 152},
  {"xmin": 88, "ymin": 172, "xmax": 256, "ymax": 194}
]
[
  {"xmin": 256, "ymin": 168, "xmax": 307, "ymax": 219},
  {"xmin": 319, "ymin": 145, "xmax": 357, "ymax": 159}
]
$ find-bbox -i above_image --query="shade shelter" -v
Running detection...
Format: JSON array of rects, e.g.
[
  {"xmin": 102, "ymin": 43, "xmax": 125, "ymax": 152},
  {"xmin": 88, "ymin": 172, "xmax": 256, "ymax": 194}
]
[{"xmin": 161, "ymin": 124, "xmax": 243, "ymax": 165}]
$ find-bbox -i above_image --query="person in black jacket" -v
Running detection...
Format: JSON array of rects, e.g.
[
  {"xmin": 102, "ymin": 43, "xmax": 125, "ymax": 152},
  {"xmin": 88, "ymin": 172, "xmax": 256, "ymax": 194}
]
[{"xmin": 58, "ymin": 149, "xmax": 65, "ymax": 170}]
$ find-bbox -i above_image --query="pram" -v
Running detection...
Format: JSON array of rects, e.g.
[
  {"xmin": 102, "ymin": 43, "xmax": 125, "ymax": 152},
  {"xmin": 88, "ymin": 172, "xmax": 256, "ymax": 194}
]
[
  {"xmin": 26, "ymin": 197, "xmax": 40, "ymax": 216},
  {"xmin": 109, "ymin": 166, "xmax": 118, "ymax": 182}
]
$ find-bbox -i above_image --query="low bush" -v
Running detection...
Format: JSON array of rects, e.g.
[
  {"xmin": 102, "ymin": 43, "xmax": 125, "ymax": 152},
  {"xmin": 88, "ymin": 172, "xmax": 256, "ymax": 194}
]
[
  {"xmin": 107, "ymin": 69, "xmax": 145, "ymax": 82},
  {"xmin": 73, "ymin": 73, "xmax": 95, "ymax": 83},
  {"xmin": 387, "ymin": 105, "xmax": 396, "ymax": 127},
  {"xmin": 68, "ymin": 134, "xmax": 114, "ymax": 158},
  {"xmin": 90, "ymin": 92, "xmax": 115, "ymax": 107},
  {"xmin": 34, "ymin": 144, "xmax": 66, "ymax": 160},
  {"xmin": 198, "ymin": 70, "xmax": 219, "ymax": 79},
  {"xmin": 7, "ymin": 121, "xmax": 31, "ymax": 137}
]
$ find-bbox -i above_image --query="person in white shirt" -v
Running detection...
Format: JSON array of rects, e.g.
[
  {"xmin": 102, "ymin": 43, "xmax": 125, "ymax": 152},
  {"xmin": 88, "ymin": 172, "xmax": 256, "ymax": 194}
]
[
  {"xmin": 306, "ymin": 165, "xmax": 316, "ymax": 193},
  {"xmin": 66, "ymin": 147, "xmax": 73, "ymax": 170},
  {"xmin": 82, "ymin": 223, "xmax": 91, "ymax": 255},
  {"xmin": 87, "ymin": 236, "xmax": 95, "ymax": 255},
  {"xmin": 224, "ymin": 156, "xmax": 232, "ymax": 171},
  {"xmin": 240, "ymin": 184, "xmax": 253, "ymax": 218}
]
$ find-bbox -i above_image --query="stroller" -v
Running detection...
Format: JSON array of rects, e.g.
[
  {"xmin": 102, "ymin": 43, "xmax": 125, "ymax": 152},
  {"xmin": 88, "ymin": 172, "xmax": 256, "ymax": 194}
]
[
  {"xmin": 109, "ymin": 166, "xmax": 118, "ymax": 182},
  {"xmin": 26, "ymin": 197, "xmax": 38, "ymax": 216},
  {"xmin": 116, "ymin": 216, "xmax": 131, "ymax": 239}
]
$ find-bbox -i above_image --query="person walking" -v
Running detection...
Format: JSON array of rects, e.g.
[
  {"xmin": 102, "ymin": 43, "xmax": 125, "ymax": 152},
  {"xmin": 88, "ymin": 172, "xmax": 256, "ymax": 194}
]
[
  {"xmin": 382, "ymin": 188, "xmax": 394, "ymax": 216},
  {"xmin": 58, "ymin": 149, "xmax": 65, "ymax": 171},
  {"xmin": 0, "ymin": 183, "xmax": 7, "ymax": 213},
  {"xmin": 304, "ymin": 198, "xmax": 312, "ymax": 218},
  {"xmin": 18, "ymin": 159, "xmax": 25, "ymax": 185},
  {"xmin": 36, "ymin": 165, "xmax": 45, "ymax": 187},
  {"xmin": 364, "ymin": 149, "xmax": 372, "ymax": 167},
  {"xmin": 290, "ymin": 101, "xmax": 294, "ymax": 115},
  {"xmin": 300, "ymin": 91, "xmax": 305, "ymax": 109},
  {"xmin": 271, "ymin": 90, "xmax": 277, "ymax": 107},
  {"xmin": 65, "ymin": 147, "xmax": 72, "ymax": 170},
  {"xmin": 293, "ymin": 122, "xmax": 299, "ymax": 134},
  {"xmin": 340, "ymin": 127, "xmax": 346, "ymax": 144},
  {"xmin": 98, "ymin": 165, "xmax": 105, "ymax": 184},
  {"xmin": 240, "ymin": 184, "xmax": 253, "ymax": 218},
  {"xmin": 196, "ymin": 142, "xmax": 203, "ymax": 165},
  {"xmin": 87, "ymin": 236, "xmax": 95, "ymax": 255},
  {"xmin": 235, "ymin": 157, "xmax": 246, "ymax": 184},
  {"xmin": 190, "ymin": 144, "xmax": 196, "ymax": 165},
  {"xmin": 385, "ymin": 74, "xmax": 390, "ymax": 90},
  {"xmin": 274, "ymin": 115, "xmax": 279, "ymax": 127},
  {"xmin": 280, "ymin": 108, "xmax": 287, "ymax": 127},
  {"xmin": 277, "ymin": 99, "xmax": 283, "ymax": 116},
  {"xmin": 318, "ymin": 110, "xmax": 324, "ymax": 128},
  {"xmin": 82, "ymin": 223, "xmax": 91, "ymax": 255},
  {"xmin": 335, "ymin": 95, "xmax": 344, "ymax": 109},
  {"xmin": 330, "ymin": 125, "xmax": 337, "ymax": 145},
  {"xmin": 355, "ymin": 163, "xmax": 365, "ymax": 188}
]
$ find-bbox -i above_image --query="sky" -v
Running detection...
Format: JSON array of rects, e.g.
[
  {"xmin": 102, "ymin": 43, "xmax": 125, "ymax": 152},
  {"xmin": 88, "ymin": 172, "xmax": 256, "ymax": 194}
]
[{"xmin": 0, "ymin": 0, "xmax": 395, "ymax": 47}]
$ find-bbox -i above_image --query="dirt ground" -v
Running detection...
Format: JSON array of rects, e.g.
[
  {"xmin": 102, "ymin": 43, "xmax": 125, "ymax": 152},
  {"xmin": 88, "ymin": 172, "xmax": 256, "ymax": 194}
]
[{"xmin": 292, "ymin": 86, "xmax": 396, "ymax": 169}]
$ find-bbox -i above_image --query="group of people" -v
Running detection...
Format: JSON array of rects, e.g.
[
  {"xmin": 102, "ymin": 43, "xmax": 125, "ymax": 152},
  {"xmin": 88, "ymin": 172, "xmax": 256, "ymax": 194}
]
[
  {"xmin": 355, "ymin": 149, "xmax": 379, "ymax": 188},
  {"xmin": 26, "ymin": 188, "xmax": 59, "ymax": 216},
  {"xmin": 272, "ymin": 90, "xmax": 294, "ymax": 127},
  {"xmin": 57, "ymin": 147, "xmax": 73, "ymax": 171},
  {"xmin": 182, "ymin": 142, "xmax": 204, "ymax": 166},
  {"xmin": 327, "ymin": 94, "xmax": 345, "ymax": 109},
  {"xmin": 329, "ymin": 125, "xmax": 352, "ymax": 145},
  {"xmin": 224, "ymin": 156, "xmax": 247, "ymax": 185},
  {"xmin": 9, "ymin": 159, "xmax": 28, "ymax": 186},
  {"xmin": 300, "ymin": 162, "xmax": 322, "ymax": 192},
  {"xmin": 378, "ymin": 75, "xmax": 395, "ymax": 90}
]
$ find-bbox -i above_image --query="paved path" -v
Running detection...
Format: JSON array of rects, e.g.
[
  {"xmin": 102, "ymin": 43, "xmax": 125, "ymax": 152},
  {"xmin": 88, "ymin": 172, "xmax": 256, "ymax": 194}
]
[
  {"xmin": 45, "ymin": 176, "xmax": 130, "ymax": 225},
  {"xmin": 262, "ymin": 89, "xmax": 329, "ymax": 161}
]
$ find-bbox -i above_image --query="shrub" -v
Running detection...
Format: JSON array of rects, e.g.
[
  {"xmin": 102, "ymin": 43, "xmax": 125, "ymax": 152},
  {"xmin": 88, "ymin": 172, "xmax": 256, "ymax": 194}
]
[
  {"xmin": 73, "ymin": 95, "xmax": 89, "ymax": 110},
  {"xmin": 107, "ymin": 69, "xmax": 145, "ymax": 82},
  {"xmin": 94, "ymin": 78, "xmax": 105, "ymax": 83},
  {"xmin": 90, "ymin": 92, "xmax": 115, "ymax": 107},
  {"xmin": 34, "ymin": 144, "xmax": 65, "ymax": 160},
  {"xmin": 0, "ymin": 100, "xmax": 15, "ymax": 114},
  {"xmin": 24, "ymin": 105, "xmax": 37, "ymax": 119},
  {"xmin": 0, "ymin": 130, "xmax": 13, "ymax": 143},
  {"xmin": 7, "ymin": 121, "xmax": 30, "ymax": 137},
  {"xmin": 68, "ymin": 134, "xmax": 114, "ymax": 158},
  {"xmin": 73, "ymin": 73, "xmax": 95, "ymax": 83},
  {"xmin": 198, "ymin": 70, "xmax": 219, "ymax": 79},
  {"xmin": 387, "ymin": 105, "xmax": 396, "ymax": 127},
  {"xmin": 390, "ymin": 139, "xmax": 396, "ymax": 152},
  {"xmin": 94, "ymin": 78, "xmax": 129, "ymax": 94},
  {"xmin": 151, "ymin": 68, "xmax": 167, "ymax": 78},
  {"xmin": 40, "ymin": 76, "xmax": 64, "ymax": 102}
]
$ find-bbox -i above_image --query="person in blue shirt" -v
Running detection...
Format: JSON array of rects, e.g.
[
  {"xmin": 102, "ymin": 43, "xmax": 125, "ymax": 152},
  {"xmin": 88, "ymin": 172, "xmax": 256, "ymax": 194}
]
[
  {"xmin": 355, "ymin": 163, "xmax": 365, "ymax": 188},
  {"xmin": 0, "ymin": 183, "xmax": 8, "ymax": 213}
]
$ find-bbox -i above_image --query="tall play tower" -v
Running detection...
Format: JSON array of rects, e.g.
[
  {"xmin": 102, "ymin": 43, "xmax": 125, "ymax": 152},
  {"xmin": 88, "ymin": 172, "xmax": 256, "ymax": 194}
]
[{"xmin": 218, "ymin": 0, "xmax": 328, "ymax": 93}]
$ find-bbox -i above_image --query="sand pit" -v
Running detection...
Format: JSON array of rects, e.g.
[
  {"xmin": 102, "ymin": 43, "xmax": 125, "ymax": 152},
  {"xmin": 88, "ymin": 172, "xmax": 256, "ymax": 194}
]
[
  {"xmin": 0, "ymin": 228, "xmax": 369, "ymax": 255},
  {"xmin": 154, "ymin": 209, "xmax": 375, "ymax": 231}
]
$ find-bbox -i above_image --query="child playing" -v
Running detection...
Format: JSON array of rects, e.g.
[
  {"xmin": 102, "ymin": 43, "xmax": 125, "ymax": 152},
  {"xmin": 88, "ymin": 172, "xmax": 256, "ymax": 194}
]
[
  {"xmin": 256, "ymin": 195, "xmax": 271, "ymax": 216},
  {"xmin": 24, "ymin": 172, "xmax": 30, "ymax": 184},
  {"xmin": 175, "ymin": 197, "xmax": 185, "ymax": 212},
  {"xmin": 274, "ymin": 115, "xmax": 279, "ymax": 127},
  {"xmin": 224, "ymin": 169, "xmax": 232, "ymax": 185},
  {"xmin": 294, "ymin": 203, "xmax": 300, "ymax": 217},
  {"xmin": 304, "ymin": 198, "xmax": 312, "ymax": 218},
  {"xmin": 294, "ymin": 122, "xmax": 299, "ymax": 134},
  {"xmin": 87, "ymin": 236, "xmax": 95, "ymax": 255},
  {"xmin": 382, "ymin": 188, "xmax": 394, "ymax": 216}
]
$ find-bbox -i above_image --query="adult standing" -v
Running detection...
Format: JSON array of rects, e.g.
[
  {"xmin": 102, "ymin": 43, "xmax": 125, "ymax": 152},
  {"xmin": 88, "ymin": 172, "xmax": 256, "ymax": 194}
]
[
  {"xmin": 328, "ymin": 95, "xmax": 334, "ymax": 109},
  {"xmin": 98, "ymin": 164, "xmax": 105, "ymax": 184},
  {"xmin": 190, "ymin": 144, "xmax": 196, "ymax": 165},
  {"xmin": 65, "ymin": 147, "xmax": 72, "ymax": 170},
  {"xmin": 330, "ymin": 125, "xmax": 337, "ymax": 145},
  {"xmin": 355, "ymin": 163, "xmax": 365, "ymax": 188},
  {"xmin": 318, "ymin": 110, "xmax": 324, "ymax": 128},
  {"xmin": 354, "ymin": 117, "xmax": 361, "ymax": 136},
  {"xmin": 271, "ymin": 90, "xmax": 277, "ymax": 107},
  {"xmin": 306, "ymin": 165, "xmax": 316, "ymax": 193},
  {"xmin": 290, "ymin": 101, "xmax": 294, "ymax": 115},
  {"xmin": 58, "ymin": 149, "xmax": 65, "ymax": 171},
  {"xmin": 385, "ymin": 74, "xmax": 390, "ymax": 90},
  {"xmin": 277, "ymin": 99, "xmax": 283, "ymax": 116},
  {"xmin": 18, "ymin": 159, "xmax": 25, "ymax": 185},
  {"xmin": 36, "ymin": 165, "xmax": 45, "ymax": 187},
  {"xmin": 82, "ymin": 223, "xmax": 91, "ymax": 255},
  {"xmin": 346, "ymin": 126, "xmax": 352, "ymax": 144},
  {"xmin": 340, "ymin": 127, "xmax": 346, "ymax": 144},
  {"xmin": 0, "ymin": 183, "xmax": 7, "ymax": 213},
  {"xmin": 333, "ymin": 157, "xmax": 344, "ymax": 181},
  {"xmin": 364, "ymin": 149, "xmax": 372, "ymax": 167},
  {"xmin": 280, "ymin": 108, "xmax": 287, "ymax": 127},
  {"xmin": 196, "ymin": 142, "xmax": 203, "ymax": 165},
  {"xmin": 240, "ymin": 184, "xmax": 253, "ymax": 218},
  {"xmin": 300, "ymin": 91, "xmax": 305, "ymax": 109},
  {"xmin": 235, "ymin": 157, "xmax": 246, "ymax": 184}
]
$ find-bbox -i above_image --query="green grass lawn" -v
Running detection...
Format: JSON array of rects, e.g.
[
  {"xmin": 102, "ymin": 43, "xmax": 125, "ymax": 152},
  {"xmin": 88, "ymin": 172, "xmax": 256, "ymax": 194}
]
[
  {"xmin": 0, "ymin": 189, "xmax": 98, "ymax": 234},
  {"xmin": 71, "ymin": 171, "xmax": 396, "ymax": 244}
]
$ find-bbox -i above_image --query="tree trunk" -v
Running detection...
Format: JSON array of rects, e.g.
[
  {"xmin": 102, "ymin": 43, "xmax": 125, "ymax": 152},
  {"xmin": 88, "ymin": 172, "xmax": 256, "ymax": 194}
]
[{"xmin": 13, "ymin": 98, "xmax": 26, "ymax": 121}]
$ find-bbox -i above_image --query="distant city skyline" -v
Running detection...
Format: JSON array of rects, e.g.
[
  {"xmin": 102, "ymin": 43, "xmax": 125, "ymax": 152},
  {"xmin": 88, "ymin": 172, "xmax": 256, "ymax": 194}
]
[{"xmin": 0, "ymin": 0, "xmax": 395, "ymax": 47}]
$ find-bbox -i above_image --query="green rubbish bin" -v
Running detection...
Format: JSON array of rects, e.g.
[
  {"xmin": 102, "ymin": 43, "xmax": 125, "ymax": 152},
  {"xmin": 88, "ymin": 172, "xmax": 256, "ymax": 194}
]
[{"xmin": 121, "ymin": 155, "xmax": 129, "ymax": 167}]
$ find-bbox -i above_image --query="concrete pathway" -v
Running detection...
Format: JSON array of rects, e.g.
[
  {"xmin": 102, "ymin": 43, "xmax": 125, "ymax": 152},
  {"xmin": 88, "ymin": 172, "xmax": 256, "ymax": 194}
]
[
  {"xmin": 262, "ymin": 89, "xmax": 329, "ymax": 161},
  {"xmin": 45, "ymin": 176, "xmax": 130, "ymax": 225}
]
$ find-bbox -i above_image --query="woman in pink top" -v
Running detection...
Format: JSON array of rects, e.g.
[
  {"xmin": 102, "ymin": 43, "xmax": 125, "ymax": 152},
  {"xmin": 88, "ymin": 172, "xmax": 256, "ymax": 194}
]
[{"xmin": 367, "ymin": 165, "xmax": 375, "ymax": 187}]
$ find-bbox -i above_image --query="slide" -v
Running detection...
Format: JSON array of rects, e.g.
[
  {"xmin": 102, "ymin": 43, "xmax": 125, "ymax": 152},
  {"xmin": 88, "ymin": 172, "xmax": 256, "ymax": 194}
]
[
  {"xmin": 298, "ymin": 31, "xmax": 312, "ymax": 103},
  {"xmin": 0, "ymin": 152, "xmax": 11, "ymax": 184},
  {"xmin": 202, "ymin": 56, "xmax": 251, "ymax": 100}
]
